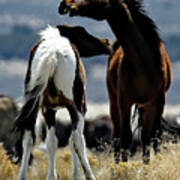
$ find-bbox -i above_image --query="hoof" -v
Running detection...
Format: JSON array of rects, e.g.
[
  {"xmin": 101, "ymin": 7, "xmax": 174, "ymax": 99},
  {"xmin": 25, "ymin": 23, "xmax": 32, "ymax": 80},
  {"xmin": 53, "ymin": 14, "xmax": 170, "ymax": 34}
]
[
  {"xmin": 114, "ymin": 152, "xmax": 120, "ymax": 164},
  {"xmin": 143, "ymin": 155, "xmax": 150, "ymax": 164},
  {"xmin": 122, "ymin": 151, "xmax": 128, "ymax": 162}
]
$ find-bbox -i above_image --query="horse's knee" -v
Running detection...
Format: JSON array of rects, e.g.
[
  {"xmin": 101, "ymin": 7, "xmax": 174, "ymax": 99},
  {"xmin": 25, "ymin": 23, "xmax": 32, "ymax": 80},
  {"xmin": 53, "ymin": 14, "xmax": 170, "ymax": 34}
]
[{"xmin": 46, "ymin": 127, "xmax": 58, "ymax": 154}]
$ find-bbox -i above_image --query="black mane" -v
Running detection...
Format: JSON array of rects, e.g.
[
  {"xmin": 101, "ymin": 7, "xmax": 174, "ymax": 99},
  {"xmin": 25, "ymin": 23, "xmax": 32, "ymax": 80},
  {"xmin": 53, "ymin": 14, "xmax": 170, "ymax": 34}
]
[{"xmin": 124, "ymin": 0, "xmax": 161, "ymax": 51}]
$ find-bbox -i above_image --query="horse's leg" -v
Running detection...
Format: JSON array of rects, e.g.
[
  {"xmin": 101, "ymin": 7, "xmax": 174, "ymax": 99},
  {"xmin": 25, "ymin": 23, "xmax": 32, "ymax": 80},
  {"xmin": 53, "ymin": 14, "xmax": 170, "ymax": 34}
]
[
  {"xmin": 70, "ymin": 137, "xmax": 81, "ymax": 180},
  {"xmin": 108, "ymin": 92, "xmax": 121, "ymax": 163},
  {"xmin": 142, "ymin": 91, "xmax": 165, "ymax": 163},
  {"xmin": 118, "ymin": 96, "xmax": 132, "ymax": 162},
  {"xmin": 151, "ymin": 92, "xmax": 165, "ymax": 154},
  {"xmin": 17, "ymin": 97, "xmax": 39, "ymax": 180},
  {"xmin": 18, "ymin": 131, "xmax": 33, "ymax": 180},
  {"xmin": 43, "ymin": 108, "xmax": 58, "ymax": 180},
  {"xmin": 67, "ymin": 103, "xmax": 95, "ymax": 180}
]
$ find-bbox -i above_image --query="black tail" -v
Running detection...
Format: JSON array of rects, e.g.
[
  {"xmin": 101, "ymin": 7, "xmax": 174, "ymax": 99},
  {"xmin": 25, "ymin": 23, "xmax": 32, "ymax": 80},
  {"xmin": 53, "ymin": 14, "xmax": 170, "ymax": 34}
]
[
  {"xmin": 3, "ymin": 85, "xmax": 43, "ymax": 164},
  {"xmin": 130, "ymin": 105, "xmax": 143, "ymax": 155}
]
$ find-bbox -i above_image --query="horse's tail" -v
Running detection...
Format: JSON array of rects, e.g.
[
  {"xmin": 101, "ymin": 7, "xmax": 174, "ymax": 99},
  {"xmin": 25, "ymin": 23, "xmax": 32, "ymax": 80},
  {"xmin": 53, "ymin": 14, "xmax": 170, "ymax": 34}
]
[
  {"xmin": 130, "ymin": 105, "xmax": 143, "ymax": 155},
  {"xmin": 4, "ymin": 30, "xmax": 61, "ymax": 163},
  {"xmin": 3, "ymin": 85, "xmax": 43, "ymax": 164}
]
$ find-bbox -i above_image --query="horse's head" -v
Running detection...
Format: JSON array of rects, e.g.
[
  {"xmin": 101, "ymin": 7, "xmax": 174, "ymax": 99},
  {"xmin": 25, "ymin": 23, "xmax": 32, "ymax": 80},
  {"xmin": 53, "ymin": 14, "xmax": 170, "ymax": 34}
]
[
  {"xmin": 57, "ymin": 25, "xmax": 112, "ymax": 57},
  {"xmin": 58, "ymin": 0, "xmax": 131, "ymax": 21},
  {"xmin": 59, "ymin": 0, "xmax": 112, "ymax": 20}
]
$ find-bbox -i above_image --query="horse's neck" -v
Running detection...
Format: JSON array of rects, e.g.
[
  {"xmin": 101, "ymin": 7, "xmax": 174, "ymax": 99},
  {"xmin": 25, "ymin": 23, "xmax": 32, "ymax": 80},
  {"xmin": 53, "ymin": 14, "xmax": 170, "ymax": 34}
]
[
  {"xmin": 107, "ymin": 5, "xmax": 161, "ymax": 82},
  {"xmin": 107, "ymin": 7, "xmax": 153, "ymax": 62}
]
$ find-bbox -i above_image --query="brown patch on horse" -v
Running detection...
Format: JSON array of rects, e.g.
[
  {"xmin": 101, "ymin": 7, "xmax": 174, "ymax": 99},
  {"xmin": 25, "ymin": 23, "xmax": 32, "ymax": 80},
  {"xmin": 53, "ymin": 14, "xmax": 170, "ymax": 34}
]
[
  {"xmin": 71, "ymin": 44, "xmax": 87, "ymax": 115},
  {"xmin": 43, "ymin": 83, "xmax": 74, "ymax": 109},
  {"xmin": 59, "ymin": 0, "xmax": 172, "ymax": 163}
]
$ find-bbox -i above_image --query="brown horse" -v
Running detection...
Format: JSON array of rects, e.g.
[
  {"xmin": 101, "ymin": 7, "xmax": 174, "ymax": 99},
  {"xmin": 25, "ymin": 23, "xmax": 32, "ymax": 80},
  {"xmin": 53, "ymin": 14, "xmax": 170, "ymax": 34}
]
[{"xmin": 59, "ymin": 0, "xmax": 172, "ymax": 163}]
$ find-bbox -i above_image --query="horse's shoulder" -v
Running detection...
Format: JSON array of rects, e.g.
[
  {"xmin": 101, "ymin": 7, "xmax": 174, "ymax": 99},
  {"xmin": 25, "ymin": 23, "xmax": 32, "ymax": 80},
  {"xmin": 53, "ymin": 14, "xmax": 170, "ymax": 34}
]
[
  {"xmin": 159, "ymin": 42, "xmax": 172, "ymax": 91},
  {"xmin": 109, "ymin": 45, "xmax": 124, "ymax": 67}
]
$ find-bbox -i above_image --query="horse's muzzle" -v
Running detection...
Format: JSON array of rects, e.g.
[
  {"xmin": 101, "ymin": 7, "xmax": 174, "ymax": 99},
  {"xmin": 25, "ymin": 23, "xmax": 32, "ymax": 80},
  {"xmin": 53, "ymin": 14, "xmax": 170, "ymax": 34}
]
[{"xmin": 58, "ymin": 1, "xmax": 69, "ymax": 14}]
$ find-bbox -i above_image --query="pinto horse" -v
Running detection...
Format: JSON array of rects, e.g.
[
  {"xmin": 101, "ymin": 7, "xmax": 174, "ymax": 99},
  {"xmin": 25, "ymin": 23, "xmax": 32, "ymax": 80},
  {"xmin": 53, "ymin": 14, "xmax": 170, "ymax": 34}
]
[
  {"xmin": 59, "ymin": 0, "xmax": 172, "ymax": 163},
  {"xmin": 10, "ymin": 25, "xmax": 111, "ymax": 180}
]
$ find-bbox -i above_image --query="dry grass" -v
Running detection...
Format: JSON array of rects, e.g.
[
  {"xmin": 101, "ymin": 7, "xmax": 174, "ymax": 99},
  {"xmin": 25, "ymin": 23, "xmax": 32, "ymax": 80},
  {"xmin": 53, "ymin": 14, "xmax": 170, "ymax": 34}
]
[{"xmin": 1, "ymin": 143, "xmax": 180, "ymax": 180}]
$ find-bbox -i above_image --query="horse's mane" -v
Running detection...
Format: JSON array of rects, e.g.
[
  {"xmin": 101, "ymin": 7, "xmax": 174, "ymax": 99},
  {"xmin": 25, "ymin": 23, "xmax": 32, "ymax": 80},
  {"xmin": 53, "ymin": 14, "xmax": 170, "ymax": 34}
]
[{"xmin": 124, "ymin": 0, "xmax": 161, "ymax": 52}]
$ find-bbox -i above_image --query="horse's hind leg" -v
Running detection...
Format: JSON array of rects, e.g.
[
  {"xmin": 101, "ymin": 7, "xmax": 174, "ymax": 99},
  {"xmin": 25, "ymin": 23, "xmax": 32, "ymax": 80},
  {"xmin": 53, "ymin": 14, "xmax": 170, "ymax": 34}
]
[
  {"xmin": 70, "ymin": 138, "xmax": 81, "ymax": 180},
  {"xmin": 142, "ymin": 92, "xmax": 165, "ymax": 163},
  {"xmin": 67, "ymin": 103, "xmax": 95, "ymax": 180},
  {"xmin": 108, "ymin": 92, "xmax": 121, "ymax": 163},
  {"xmin": 18, "ymin": 131, "xmax": 34, "ymax": 180},
  {"xmin": 42, "ymin": 108, "xmax": 58, "ymax": 180},
  {"xmin": 17, "ymin": 95, "xmax": 40, "ymax": 180}
]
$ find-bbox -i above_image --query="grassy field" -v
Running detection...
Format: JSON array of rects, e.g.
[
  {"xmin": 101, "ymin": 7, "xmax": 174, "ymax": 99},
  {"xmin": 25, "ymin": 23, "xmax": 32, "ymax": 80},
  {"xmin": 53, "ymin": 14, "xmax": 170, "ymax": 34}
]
[{"xmin": 1, "ymin": 142, "xmax": 180, "ymax": 180}]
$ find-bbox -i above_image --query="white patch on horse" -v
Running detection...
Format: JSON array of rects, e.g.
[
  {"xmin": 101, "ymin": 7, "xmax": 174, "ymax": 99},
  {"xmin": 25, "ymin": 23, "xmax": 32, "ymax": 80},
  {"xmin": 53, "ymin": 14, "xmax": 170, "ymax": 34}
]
[
  {"xmin": 27, "ymin": 25, "xmax": 76, "ymax": 100},
  {"xmin": 54, "ymin": 47, "xmax": 76, "ymax": 100},
  {"xmin": 35, "ymin": 111, "xmax": 45, "ymax": 143}
]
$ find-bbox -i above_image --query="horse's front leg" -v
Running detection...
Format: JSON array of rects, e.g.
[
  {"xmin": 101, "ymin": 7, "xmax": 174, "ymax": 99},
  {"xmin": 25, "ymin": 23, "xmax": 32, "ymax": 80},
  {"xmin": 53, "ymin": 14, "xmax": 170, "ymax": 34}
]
[
  {"xmin": 117, "ymin": 92, "xmax": 132, "ymax": 162},
  {"xmin": 108, "ymin": 91, "xmax": 121, "ymax": 163},
  {"xmin": 142, "ymin": 92, "xmax": 165, "ymax": 164}
]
